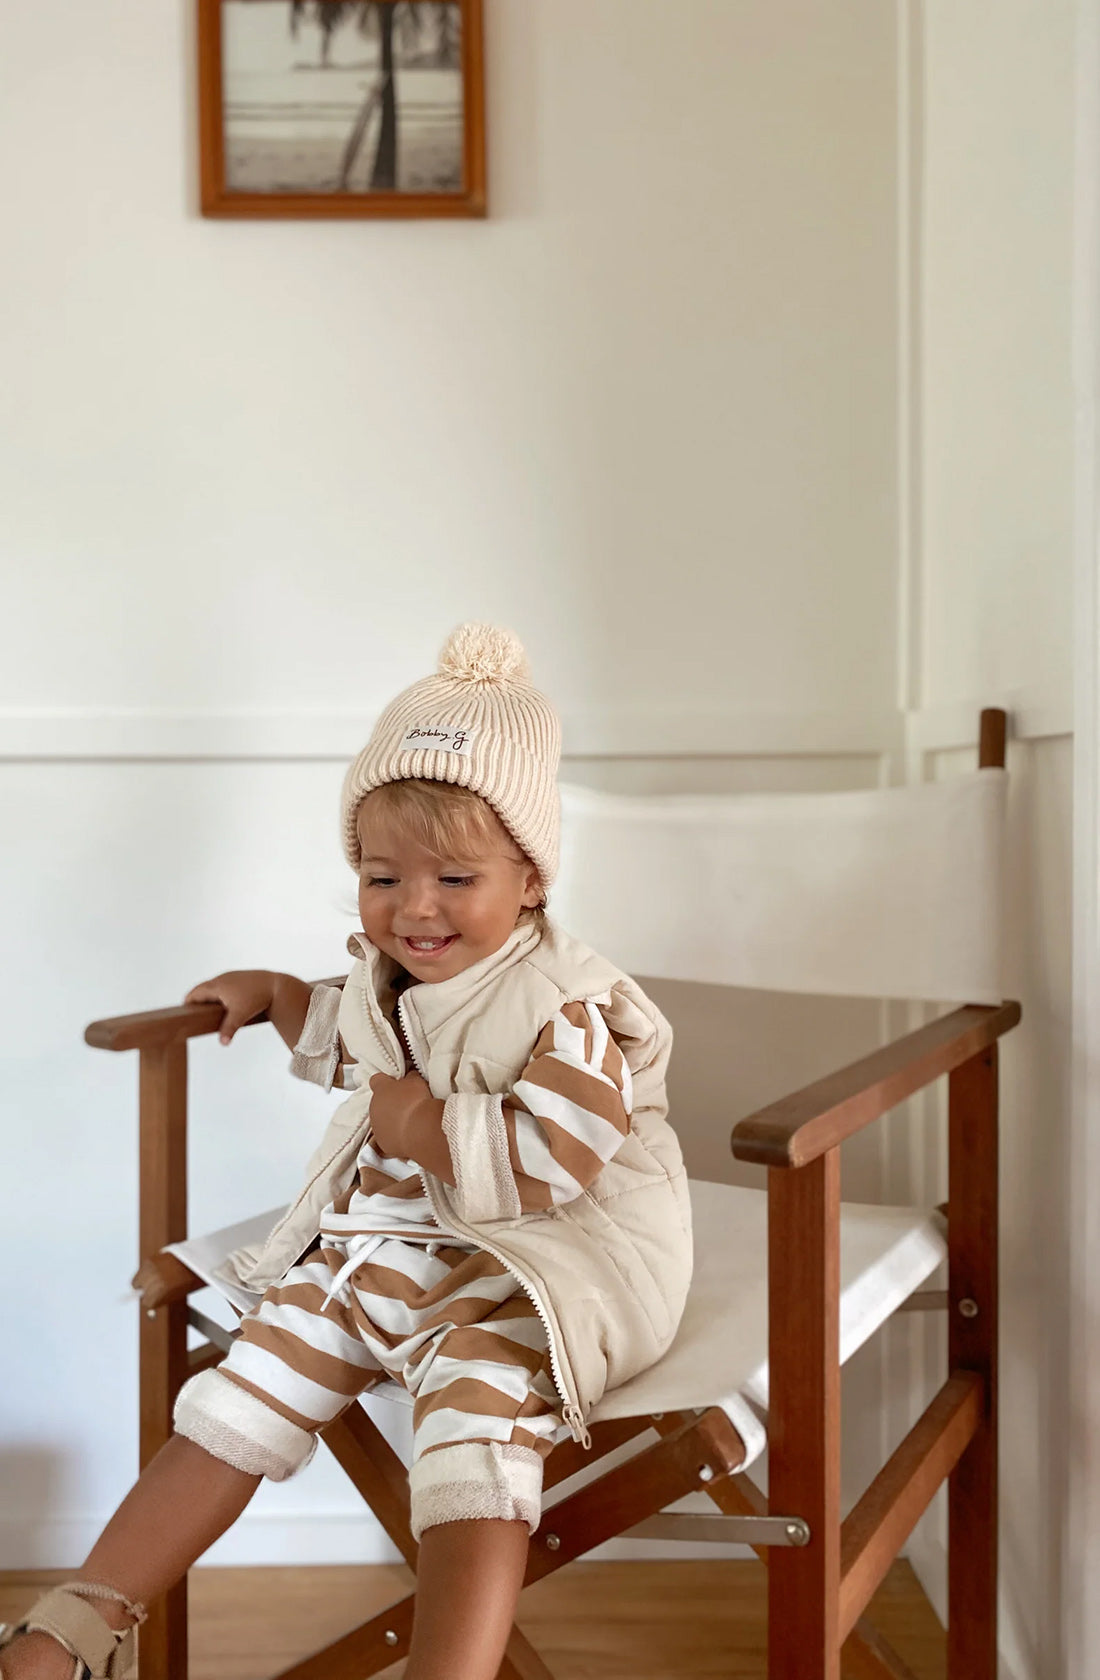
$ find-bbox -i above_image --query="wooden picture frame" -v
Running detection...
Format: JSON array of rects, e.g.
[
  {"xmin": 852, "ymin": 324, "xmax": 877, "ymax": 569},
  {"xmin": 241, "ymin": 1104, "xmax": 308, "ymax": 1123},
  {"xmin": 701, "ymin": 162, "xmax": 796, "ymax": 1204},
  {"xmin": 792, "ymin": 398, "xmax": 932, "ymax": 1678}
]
[{"xmin": 198, "ymin": 0, "xmax": 486, "ymax": 218}]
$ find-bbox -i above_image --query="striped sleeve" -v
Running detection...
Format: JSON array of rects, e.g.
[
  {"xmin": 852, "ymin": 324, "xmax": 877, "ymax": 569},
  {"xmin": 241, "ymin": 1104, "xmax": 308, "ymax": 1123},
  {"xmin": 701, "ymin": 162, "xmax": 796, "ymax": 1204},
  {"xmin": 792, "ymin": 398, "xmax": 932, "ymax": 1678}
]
[
  {"xmin": 503, "ymin": 1000, "xmax": 633, "ymax": 1212},
  {"xmin": 288, "ymin": 984, "xmax": 356, "ymax": 1092}
]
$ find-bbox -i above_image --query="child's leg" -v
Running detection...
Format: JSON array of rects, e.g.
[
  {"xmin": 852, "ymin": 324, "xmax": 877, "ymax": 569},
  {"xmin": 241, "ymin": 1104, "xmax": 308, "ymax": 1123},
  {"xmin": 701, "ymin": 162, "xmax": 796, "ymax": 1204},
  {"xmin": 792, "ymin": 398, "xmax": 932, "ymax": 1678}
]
[
  {"xmin": 406, "ymin": 1519, "xmax": 530, "ymax": 1680},
  {"xmin": 81, "ymin": 1434, "xmax": 260, "ymax": 1606},
  {"xmin": 403, "ymin": 1298, "xmax": 564, "ymax": 1680},
  {"xmin": 1, "ymin": 1437, "xmax": 260, "ymax": 1679},
  {"xmin": 2, "ymin": 1252, "xmax": 382, "ymax": 1678}
]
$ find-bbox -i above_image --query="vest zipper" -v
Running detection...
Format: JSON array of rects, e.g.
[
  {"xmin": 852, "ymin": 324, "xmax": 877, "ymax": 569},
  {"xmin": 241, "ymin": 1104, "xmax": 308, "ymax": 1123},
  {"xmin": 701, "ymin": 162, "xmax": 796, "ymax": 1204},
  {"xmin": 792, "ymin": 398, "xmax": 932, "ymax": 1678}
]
[
  {"xmin": 393, "ymin": 1005, "xmax": 416, "ymax": 1076},
  {"xmin": 395, "ymin": 993, "xmax": 591, "ymax": 1449},
  {"xmin": 359, "ymin": 974, "xmax": 404, "ymax": 1079}
]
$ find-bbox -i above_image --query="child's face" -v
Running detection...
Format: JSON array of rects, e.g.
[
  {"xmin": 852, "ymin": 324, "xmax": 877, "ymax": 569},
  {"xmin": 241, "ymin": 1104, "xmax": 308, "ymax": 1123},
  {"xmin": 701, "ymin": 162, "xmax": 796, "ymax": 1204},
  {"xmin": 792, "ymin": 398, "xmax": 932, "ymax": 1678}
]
[{"xmin": 356, "ymin": 807, "xmax": 542, "ymax": 985}]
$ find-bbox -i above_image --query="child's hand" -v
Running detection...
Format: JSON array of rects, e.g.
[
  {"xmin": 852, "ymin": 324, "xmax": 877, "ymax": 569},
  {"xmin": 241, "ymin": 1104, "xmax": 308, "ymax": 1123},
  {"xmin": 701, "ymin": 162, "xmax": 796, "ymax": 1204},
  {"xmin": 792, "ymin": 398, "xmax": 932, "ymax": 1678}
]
[
  {"xmin": 369, "ymin": 1071, "xmax": 436, "ymax": 1159},
  {"xmin": 184, "ymin": 970, "xmax": 276, "ymax": 1045}
]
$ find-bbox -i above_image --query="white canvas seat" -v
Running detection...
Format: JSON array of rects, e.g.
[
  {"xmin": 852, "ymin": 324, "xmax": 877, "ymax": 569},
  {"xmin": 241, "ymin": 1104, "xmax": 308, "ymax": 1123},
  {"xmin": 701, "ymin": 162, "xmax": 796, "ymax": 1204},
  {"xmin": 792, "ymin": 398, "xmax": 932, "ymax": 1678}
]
[
  {"xmin": 168, "ymin": 1180, "xmax": 947, "ymax": 1473},
  {"xmin": 588, "ymin": 1182, "xmax": 945, "ymax": 1456}
]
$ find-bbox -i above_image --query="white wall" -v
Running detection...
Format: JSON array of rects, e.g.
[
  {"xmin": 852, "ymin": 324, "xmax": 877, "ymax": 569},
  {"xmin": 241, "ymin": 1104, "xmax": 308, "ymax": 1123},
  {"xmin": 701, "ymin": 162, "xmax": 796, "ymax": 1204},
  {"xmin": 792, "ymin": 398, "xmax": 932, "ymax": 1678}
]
[
  {"xmin": 904, "ymin": 6, "xmax": 1077, "ymax": 1679},
  {"xmin": 0, "ymin": 0, "xmax": 898, "ymax": 748},
  {"xmin": 919, "ymin": 0, "xmax": 1074, "ymax": 723},
  {"xmin": 0, "ymin": 0, "xmax": 902, "ymax": 1569}
]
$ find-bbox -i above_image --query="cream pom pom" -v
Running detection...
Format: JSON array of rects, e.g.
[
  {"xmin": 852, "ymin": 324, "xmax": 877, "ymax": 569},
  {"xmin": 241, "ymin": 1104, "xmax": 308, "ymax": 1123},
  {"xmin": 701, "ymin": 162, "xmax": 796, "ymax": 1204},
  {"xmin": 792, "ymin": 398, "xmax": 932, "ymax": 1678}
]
[{"xmin": 438, "ymin": 622, "xmax": 531, "ymax": 685}]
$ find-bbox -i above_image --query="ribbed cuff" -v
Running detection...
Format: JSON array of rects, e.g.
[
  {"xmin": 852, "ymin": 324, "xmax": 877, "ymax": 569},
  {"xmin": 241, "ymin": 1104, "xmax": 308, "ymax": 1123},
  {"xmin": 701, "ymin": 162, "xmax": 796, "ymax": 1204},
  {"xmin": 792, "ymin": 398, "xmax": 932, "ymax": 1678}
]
[
  {"xmin": 409, "ymin": 1441, "xmax": 543, "ymax": 1538},
  {"xmin": 174, "ymin": 1369, "xmax": 318, "ymax": 1482},
  {"xmin": 288, "ymin": 984, "xmax": 343, "ymax": 1091},
  {"xmin": 442, "ymin": 1093, "xmax": 522, "ymax": 1223}
]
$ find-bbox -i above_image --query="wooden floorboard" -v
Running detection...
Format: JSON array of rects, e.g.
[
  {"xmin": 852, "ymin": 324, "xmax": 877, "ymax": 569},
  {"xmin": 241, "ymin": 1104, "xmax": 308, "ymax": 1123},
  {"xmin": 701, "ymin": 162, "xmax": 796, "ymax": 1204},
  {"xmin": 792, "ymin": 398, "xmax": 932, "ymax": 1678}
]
[{"xmin": 0, "ymin": 1561, "xmax": 945, "ymax": 1679}]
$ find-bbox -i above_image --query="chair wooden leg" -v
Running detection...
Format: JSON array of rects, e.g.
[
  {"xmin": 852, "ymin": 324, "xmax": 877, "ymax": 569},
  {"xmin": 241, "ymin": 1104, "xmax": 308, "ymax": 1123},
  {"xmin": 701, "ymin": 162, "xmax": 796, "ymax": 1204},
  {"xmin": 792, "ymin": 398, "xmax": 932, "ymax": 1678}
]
[
  {"xmin": 947, "ymin": 1048, "xmax": 999, "ymax": 1680},
  {"xmin": 271, "ymin": 1592, "xmax": 417, "ymax": 1680},
  {"xmin": 841, "ymin": 1617, "xmax": 921, "ymax": 1680},
  {"xmin": 267, "ymin": 1589, "xmax": 555, "ymax": 1680},
  {"xmin": 687, "ymin": 1459, "xmax": 914, "ymax": 1680},
  {"xmin": 137, "ymin": 1041, "xmax": 190, "ymax": 1680},
  {"xmin": 767, "ymin": 1150, "xmax": 842, "ymax": 1680},
  {"xmin": 526, "ymin": 1410, "xmax": 745, "ymax": 1583}
]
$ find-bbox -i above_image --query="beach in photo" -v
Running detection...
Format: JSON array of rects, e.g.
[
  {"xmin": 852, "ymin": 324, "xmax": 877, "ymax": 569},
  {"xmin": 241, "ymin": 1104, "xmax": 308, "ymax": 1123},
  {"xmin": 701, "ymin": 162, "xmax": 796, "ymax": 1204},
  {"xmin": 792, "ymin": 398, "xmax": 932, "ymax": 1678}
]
[{"xmin": 223, "ymin": 1, "xmax": 464, "ymax": 195}]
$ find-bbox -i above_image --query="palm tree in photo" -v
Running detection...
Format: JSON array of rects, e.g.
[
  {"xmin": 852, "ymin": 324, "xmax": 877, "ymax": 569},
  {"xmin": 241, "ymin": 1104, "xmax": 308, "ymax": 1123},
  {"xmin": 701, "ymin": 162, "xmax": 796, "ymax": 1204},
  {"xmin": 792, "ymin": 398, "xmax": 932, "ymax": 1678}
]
[
  {"xmin": 289, "ymin": 0, "xmax": 441, "ymax": 190},
  {"xmin": 295, "ymin": 0, "xmax": 355, "ymax": 67},
  {"xmin": 434, "ymin": 3, "xmax": 459, "ymax": 68}
]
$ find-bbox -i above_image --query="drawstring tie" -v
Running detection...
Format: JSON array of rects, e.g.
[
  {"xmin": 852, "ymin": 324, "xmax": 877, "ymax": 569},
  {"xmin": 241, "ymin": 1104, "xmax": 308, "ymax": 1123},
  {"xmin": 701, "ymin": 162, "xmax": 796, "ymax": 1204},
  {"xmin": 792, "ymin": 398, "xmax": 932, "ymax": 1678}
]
[
  {"xmin": 321, "ymin": 1234, "xmax": 593, "ymax": 1449},
  {"xmin": 321, "ymin": 1232, "xmax": 388, "ymax": 1313}
]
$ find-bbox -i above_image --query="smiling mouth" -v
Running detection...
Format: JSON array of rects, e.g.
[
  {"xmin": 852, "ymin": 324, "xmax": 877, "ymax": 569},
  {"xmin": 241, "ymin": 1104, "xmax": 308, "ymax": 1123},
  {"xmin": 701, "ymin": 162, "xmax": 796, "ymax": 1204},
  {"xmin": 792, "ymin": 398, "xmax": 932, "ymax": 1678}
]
[{"xmin": 400, "ymin": 935, "xmax": 459, "ymax": 957}]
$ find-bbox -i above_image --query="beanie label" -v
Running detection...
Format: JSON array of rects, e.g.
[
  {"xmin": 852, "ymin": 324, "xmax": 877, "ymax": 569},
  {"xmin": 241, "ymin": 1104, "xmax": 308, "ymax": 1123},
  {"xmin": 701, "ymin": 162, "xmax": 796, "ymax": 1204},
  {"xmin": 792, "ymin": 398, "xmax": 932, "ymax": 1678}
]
[{"xmin": 401, "ymin": 725, "xmax": 477, "ymax": 756}]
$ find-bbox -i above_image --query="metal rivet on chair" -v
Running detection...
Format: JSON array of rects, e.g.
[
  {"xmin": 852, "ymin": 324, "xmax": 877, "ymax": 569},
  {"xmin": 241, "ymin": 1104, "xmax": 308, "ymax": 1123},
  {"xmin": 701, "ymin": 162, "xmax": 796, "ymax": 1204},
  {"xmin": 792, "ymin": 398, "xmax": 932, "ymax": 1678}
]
[
  {"xmin": 698, "ymin": 1465, "xmax": 715, "ymax": 1482},
  {"xmin": 146, "ymin": 1309, "xmax": 156, "ymax": 1320},
  {"xmin": 959, "ymin": 1297, "xmax": 979, "ymax": 1318},
  {"xmin": 545, "ymin": 1533, "xmax": 561, "ymax": 1550},
  {"xmin": 384, "ymin": 1630, "xmax": 399, "ymax": 1647}
]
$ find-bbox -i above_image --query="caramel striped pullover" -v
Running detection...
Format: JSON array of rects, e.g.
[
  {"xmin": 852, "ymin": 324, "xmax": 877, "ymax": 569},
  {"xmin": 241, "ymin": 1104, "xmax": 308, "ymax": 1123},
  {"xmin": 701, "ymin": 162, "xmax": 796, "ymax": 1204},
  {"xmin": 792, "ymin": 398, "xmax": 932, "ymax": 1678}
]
[{"xmin": 296, "ymin": 981, "xmax": 635, "ymax": 1219}]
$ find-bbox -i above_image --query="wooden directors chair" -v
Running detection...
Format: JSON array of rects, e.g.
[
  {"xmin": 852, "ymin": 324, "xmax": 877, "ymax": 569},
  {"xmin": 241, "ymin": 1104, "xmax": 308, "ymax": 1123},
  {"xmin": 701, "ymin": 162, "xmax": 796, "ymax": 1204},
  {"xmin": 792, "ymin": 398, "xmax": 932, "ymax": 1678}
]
[{"xmin": 87, "ymin": 711, "xmax": 1017, "ymax": 1680}]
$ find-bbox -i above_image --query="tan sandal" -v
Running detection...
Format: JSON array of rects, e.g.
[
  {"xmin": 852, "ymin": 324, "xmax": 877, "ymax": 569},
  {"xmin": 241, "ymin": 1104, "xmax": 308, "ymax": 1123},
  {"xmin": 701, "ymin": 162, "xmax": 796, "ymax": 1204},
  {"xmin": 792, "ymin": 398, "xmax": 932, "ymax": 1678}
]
[{"xmin": 0, "ymin": 1582, "xmax": 145, "ymax": 1679}]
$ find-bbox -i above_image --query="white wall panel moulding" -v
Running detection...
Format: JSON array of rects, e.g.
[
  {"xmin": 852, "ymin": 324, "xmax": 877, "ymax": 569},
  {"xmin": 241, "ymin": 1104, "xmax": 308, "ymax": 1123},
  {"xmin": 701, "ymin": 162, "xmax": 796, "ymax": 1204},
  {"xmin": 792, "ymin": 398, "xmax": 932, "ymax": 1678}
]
[
  {"xmin": 0, "ymin": 710, "xmax": 371, "ymax": 762},
  {"xmin": 0, "ymin": 698, "xmax": 1070, "ymax": 762},
  {"xmin": 905, "ymin": 689, "xmax": 1073, "ymax": 754},
  {"xmin": 0, "ymin": 1513, "xmax": 401, "ymax": 1572},
  {"xmin": 0, "ymin": 705, "xmax": 900, "ymax": 762}
]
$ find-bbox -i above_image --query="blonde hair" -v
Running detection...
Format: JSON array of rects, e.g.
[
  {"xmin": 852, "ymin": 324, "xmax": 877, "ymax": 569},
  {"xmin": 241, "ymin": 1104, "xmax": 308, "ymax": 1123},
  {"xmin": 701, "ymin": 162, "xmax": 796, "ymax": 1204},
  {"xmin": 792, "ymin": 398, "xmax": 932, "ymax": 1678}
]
[{"xmin": 357, "ymin": 779, "xmax": 527, "ymax": 869}]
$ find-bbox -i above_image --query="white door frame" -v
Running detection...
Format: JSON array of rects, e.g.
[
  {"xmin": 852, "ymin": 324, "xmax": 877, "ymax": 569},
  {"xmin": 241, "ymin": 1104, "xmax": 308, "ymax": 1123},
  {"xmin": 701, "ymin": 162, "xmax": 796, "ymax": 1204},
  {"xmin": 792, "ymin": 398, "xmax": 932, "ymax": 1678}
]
[{"xmin": 1068, "ymin": 0, "xmax": 1100, "ymax": 1673}]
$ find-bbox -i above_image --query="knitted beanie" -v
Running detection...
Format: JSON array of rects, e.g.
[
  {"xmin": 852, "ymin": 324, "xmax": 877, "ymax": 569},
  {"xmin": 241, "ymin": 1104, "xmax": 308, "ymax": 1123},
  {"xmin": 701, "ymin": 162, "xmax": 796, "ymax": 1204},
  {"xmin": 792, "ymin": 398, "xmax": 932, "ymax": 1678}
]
[{"xmin": 340, "ymin": 624, "xmax": 562, "ymax": 890}]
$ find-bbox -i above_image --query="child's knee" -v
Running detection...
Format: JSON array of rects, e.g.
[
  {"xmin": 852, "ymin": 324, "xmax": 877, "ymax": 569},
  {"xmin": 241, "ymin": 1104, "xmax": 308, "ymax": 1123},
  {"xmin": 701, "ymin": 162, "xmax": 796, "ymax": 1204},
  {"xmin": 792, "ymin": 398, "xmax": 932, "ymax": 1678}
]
[
  {"xmin": 173, "ymin": 1368, "xmax": 318, "ymax": 1482},
  {"xmin": 409, "ymin": 1442, "xmax": 543, "ymax": 1540}
]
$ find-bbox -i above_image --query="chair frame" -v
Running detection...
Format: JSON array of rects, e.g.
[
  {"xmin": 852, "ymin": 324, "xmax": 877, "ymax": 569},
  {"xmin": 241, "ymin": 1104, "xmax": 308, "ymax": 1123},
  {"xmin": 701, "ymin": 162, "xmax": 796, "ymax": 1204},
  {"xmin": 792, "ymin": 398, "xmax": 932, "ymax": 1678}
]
[{"xmin": 87, "ymin": 710, "xmax": 1017, "ymax": 1680}]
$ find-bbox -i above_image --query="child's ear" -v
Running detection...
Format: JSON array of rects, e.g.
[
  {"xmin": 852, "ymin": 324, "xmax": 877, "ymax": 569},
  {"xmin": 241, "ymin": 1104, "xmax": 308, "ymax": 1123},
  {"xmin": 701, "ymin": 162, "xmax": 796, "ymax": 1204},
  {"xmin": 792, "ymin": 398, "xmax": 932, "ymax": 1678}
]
[{"xmin": 520, "ymin": 864, "xmax": 542, "ymax": 909}]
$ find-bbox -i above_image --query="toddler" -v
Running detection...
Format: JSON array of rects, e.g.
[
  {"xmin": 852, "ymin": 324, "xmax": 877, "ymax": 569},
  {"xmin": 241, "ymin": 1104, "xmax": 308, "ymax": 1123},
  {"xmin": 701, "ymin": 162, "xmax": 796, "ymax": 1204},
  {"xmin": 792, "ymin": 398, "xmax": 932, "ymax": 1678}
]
[{"xmin": 1, "ymin": 624, "xmax": 693, "ymax": 1680}]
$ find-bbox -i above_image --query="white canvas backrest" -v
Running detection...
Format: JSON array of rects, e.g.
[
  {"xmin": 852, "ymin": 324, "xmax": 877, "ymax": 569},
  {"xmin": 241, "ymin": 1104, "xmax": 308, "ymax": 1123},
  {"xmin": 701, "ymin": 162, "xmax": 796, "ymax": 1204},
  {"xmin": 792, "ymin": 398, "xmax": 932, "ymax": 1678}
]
[{"xmin": 554, "ymin": 770, "xmax": 1007, "ymax": 1005}]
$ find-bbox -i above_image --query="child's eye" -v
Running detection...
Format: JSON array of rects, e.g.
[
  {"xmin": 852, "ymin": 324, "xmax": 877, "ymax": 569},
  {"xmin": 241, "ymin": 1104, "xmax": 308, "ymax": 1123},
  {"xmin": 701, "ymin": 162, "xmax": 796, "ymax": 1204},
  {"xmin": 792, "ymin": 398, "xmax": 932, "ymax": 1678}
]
[
  {"xmin": 441, "ymin": 875, "xmax": 476, "ymax": 888},
  {"xmin": 364, "ymin": 876, "xmax": 396, "ymax": 888}
]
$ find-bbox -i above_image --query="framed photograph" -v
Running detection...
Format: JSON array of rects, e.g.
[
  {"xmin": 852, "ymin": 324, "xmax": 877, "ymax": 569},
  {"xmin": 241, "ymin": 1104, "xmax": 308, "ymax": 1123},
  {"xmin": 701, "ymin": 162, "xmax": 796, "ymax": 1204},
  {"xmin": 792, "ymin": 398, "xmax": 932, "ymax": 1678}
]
[{"xmin": 198, "ymin": 0, "xmax": 485, "ymax": 218}]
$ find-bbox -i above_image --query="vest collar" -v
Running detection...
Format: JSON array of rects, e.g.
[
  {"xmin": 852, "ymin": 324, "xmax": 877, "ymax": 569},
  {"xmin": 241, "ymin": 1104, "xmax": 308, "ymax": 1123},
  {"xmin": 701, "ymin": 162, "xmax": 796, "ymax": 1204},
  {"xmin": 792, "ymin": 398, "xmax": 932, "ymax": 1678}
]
[{"xmin": 345, "ymin": 915, "xmax": 545, "ymax": 1039}]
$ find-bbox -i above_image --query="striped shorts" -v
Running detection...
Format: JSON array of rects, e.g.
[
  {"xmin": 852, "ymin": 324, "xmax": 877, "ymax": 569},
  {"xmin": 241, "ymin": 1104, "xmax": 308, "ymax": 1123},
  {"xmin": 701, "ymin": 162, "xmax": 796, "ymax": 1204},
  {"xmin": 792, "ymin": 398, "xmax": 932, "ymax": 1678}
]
[{"xmin": 174, "ymin": 1235, "xmax": 565, "ymax": 1539}]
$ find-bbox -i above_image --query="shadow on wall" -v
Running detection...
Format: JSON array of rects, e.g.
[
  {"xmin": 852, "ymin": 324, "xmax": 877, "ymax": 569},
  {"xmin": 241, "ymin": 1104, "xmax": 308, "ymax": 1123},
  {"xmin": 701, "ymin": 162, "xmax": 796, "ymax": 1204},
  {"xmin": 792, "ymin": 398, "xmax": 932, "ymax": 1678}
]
[
  {"xmin": 0, "ymin": 1447, "xmax": 69, "ymax": 1569},
  {"xmin": 997, "ymin": 735, "xmax": 1072, "ymax": 1680}
]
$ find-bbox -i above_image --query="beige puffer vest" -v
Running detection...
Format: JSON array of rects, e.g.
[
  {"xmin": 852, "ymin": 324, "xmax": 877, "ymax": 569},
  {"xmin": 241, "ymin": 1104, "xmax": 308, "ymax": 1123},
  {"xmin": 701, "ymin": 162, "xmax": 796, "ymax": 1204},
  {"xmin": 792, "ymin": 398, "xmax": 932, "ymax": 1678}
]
[{"xmin": 226, "ymin": 917, "xmax": 693, "ymax": 1434}]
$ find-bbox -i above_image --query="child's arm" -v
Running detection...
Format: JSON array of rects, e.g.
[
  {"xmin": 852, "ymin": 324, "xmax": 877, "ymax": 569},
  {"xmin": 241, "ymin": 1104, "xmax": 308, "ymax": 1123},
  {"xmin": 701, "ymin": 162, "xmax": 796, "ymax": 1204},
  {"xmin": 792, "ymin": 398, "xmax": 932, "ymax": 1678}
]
[
  {"xmin": 369, "ymin": 1073, "xmax": 451, "ymax": 1178},
  {"xmin": 497, "ymin": 1000, "xmax": 633, "ymax": 1212},
  {"xmin": 183, "ymin": 970, "xmax": 313, "ymax": 1052},
  {"xmin": 369, "ymin": 1001, "xmax": 633, "ymax": 1223}
]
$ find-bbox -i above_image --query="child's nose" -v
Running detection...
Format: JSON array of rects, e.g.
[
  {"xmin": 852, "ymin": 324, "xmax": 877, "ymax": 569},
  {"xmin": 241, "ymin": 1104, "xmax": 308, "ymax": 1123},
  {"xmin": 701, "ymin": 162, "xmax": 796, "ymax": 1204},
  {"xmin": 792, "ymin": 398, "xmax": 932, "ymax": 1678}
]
[{"xmin": 399, "ymin": 880, "xmax": 440, "ymax": 920}]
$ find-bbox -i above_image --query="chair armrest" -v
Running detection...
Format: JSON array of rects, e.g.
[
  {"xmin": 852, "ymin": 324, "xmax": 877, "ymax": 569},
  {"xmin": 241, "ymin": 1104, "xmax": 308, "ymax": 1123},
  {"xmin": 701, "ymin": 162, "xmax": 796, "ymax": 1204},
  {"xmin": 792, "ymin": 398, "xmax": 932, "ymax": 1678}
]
[
  {"xmin": 731, "ymin": 1000, "xmax": 1021, "ymax": 1169},
  {"xmin": 85, "ymin": 975, "xmax": 349, "ymax": 1052}
]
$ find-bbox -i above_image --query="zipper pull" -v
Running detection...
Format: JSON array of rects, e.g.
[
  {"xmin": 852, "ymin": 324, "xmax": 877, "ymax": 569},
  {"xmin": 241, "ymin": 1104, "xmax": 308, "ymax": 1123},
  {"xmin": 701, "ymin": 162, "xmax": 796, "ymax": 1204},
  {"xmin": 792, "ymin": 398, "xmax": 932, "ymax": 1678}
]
[{"xmin": 562, "ymin": 1404, "xmax": 592, "ymax": 1450}]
